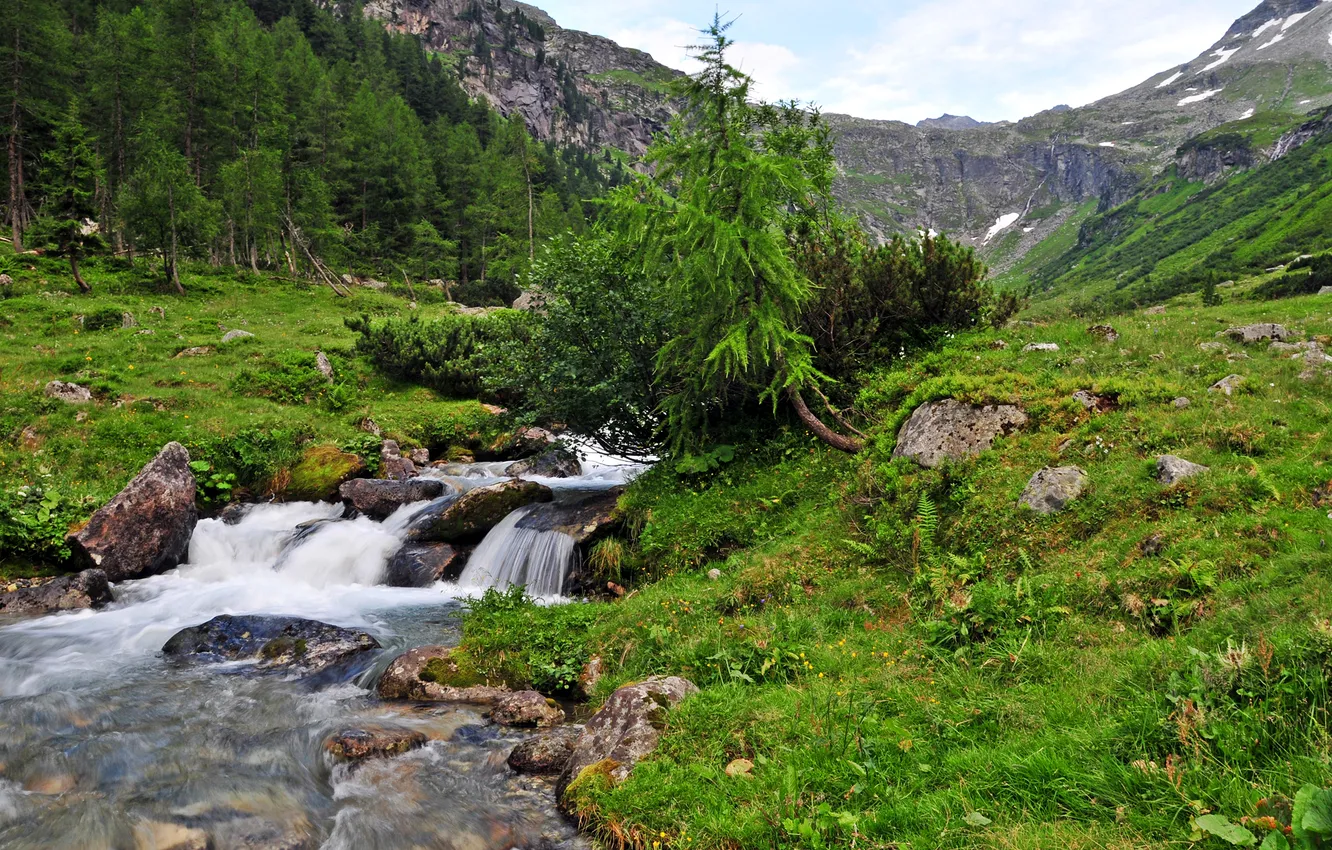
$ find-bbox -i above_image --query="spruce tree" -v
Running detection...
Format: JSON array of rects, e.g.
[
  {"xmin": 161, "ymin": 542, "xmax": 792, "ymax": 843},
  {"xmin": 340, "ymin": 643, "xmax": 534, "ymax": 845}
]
[
  {"xmin": 609, "ymin": 17, "xmax": 861, "ymax": 452},
  {"xmin": 30, "ymin": 100, "xmax": 106, "ymax": 293}
]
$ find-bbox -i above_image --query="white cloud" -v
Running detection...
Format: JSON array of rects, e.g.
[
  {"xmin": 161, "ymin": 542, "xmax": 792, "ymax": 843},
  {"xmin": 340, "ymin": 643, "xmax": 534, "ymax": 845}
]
[{"xmin": 535, "ymin": 0, "xmax": 1263, "ymax": 122}]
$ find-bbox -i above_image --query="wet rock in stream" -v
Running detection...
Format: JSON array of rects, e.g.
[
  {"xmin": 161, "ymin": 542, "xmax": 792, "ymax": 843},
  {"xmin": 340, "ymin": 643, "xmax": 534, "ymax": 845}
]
[
  {"xmin": 325, "ymin": 727, "xmax": 428, "ymax": 761},
  {"xmin": 161, "ymin": 615, "xmax": 380, "ymax": 677}
]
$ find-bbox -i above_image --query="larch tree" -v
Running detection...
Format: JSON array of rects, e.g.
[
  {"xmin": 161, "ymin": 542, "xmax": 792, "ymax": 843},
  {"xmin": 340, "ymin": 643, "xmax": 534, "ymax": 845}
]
[{"xmin": 30, "ymin": 100, "xmax": 106, "ymax": 292}]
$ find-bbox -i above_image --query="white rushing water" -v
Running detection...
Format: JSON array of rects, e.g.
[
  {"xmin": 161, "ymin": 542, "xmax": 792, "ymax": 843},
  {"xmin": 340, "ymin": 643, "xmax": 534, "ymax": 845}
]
[{"xmin": 458, "ymin": 505, "xmax": 578, "ymax": 597}]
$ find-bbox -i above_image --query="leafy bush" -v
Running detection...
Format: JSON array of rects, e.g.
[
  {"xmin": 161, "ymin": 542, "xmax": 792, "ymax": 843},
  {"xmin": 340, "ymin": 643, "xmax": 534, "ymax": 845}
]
[
  {"xmin": 0, "ymin": 482, "xmax": 81, "ymax": 565},
  {"xmin": 348, "ymin": 310, "xmax": 527, "ymax": 399},
  {"xmin": 1253, "ymin": 254, "xmax": 1332, "ymax": 301},
  {"xmin": 460, "ymin": 586, "xmax": 600, "ymax": 696},
  {"xmin": 83, "ymin": 307, "xmax": 126, "ymax": 332}
]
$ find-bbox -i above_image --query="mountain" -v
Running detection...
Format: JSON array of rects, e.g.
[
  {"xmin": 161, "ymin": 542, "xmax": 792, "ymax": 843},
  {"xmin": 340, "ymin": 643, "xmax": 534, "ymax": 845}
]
[
  {"xmin": 359, "ymin": 0, "xmax": 681, "ymax": 156},
  {"xmin": 830, "ymin": 0, "xmax": 1332, "ymax": 260},
  {"xmin": 356, "ymin": 0, "xmax": 1332, "ymax": 275},
  {"xmin": 915, "ymin": 114, "xmax": 993, "ymax": 131}
]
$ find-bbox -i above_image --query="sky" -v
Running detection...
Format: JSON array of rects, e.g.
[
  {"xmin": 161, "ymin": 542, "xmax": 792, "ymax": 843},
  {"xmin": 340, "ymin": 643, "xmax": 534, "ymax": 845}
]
[{"xmin": 528, "ymin": 0, "xmax": 1264, "ymax": 123}]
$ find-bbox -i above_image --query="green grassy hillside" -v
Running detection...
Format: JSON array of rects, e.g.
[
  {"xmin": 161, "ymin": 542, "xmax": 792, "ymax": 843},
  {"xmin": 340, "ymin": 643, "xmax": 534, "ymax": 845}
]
[
  {"xmin": 0, "ymin": 250, "xmax": 499, "ymax": 576},
  {"xmin": 1019, "ymin": 111, "xmax": 1332, "ymax": 316},
  {"xmin": 454, "ymin": 283, "xmax": 1332, "ymax": 849}
]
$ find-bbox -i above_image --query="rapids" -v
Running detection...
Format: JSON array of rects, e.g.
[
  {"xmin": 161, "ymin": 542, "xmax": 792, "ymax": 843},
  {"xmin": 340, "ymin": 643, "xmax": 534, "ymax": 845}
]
[{"xmin": 0, "ymin": 454, "xmax": 645, "ymax": 849}]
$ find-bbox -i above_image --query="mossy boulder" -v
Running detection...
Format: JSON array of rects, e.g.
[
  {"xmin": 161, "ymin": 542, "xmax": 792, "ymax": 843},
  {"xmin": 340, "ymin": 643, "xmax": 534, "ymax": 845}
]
[
  {"xmin": 162, "ymin": 614, "xmax": 380, "ymax": 678},
  {"xmin": 406, "ymin": 479, "xmax": 553, "ymax": 543},
  {"xmin": 283, "ymin": 445, "xmax": 367, "ymax": 502},
  {"xmin": 376, "ymin": 645, "xmax": 512, "ymax": 703}
]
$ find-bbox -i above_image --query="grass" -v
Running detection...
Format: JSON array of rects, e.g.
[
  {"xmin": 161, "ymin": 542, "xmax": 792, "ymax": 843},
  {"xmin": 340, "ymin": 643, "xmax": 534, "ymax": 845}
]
[
  {"xmin": 456, "ymin": 285, "xmax": 1332, "ymax": 849},
  {"xmin": 0, "ymin": 248, "xmax": 502, "ymax": 577}
]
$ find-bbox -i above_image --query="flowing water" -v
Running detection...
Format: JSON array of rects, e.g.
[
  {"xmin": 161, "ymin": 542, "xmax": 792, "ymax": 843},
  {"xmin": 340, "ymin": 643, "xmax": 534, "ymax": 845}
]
[{"xmin": 0, "ymin": 455, "xmax": 645, "ymax": 849}]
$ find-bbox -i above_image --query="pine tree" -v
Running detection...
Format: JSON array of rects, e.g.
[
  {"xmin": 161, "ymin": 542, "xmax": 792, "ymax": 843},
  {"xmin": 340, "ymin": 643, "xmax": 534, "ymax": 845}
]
[
  {"xmin": 1, "ymin": 0, "xmax": 69, "ymax": 251},
  {"xmin": 30, "ymin": 100, "xmax": 106, "ymax": 292},
  {"xmin": 120, "ymin": 135, "xmax": 217, "ymax": 293},
  {"xmin": 609, "ymin": 17, "xmax": 860, "ymax": 452}
]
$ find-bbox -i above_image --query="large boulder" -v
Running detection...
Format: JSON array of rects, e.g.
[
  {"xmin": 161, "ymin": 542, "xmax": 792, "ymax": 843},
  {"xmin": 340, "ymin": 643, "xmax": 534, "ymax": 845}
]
[
  {"xmin": 1223, "ymin": 324, "xmax": 1289, "ymax": 344},
  {"xmin": 893, "ymin": 399, "xmax": 1028, "ymax": 469},
  {"xmin": 1157, "ymin": 455, "xmax": 1210, "ymax": 486},
  {"xmin": 515, "ymin": 488, "xmax": 623, "ymax": 544},
  {"xmin": 556, "ymin": 676, "xmax": 698, "ymax": 805},
  {"xmin": 340, "ymin": 478, "xmax": 448, "ymax": 520},
  {"xmin": 1019, "ymin": 466, "xmax": 1088, "ymax": 515},
  {"xmin": 1209, "ymin": 374, "xmax": 1246, "ymax": 396},
  {"xmin": 162, "ymin": 614, "xmax": 380, "ymax": 677},
  {"xmin": 384, "ymin": 543, "xmax": 464, "ymax": 587},
  {"xmin": 406, "ymin": 479, "xmax": 553, "ymax": 544},
  {"xmin": 380, "ymin": 440, "xmax": 416, "ymax": 481},
  {"xmin": 508, "ymin": 725, "xmax": 582, "ymax": 775},
  {"xmin": 506, "ymin": 449, "xmax": 581, "ymax": 479},
  {"xmin": 0, "ymin": 570, "xmax": 112, "ymax": 617},
  {"xmin": 490, "ymin": 690, "xmax": 565, "ymax": 728},
  {"xmin": 376, "ymin": 645, "xmax": 510, "ymax": 703},
  {"xmin": 67, "ymin": 442, "xmax": 198, "ymax": 581}
]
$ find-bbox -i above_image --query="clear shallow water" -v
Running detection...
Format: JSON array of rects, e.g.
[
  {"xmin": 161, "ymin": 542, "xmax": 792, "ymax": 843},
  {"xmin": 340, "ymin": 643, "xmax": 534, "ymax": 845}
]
[{"xmin": 0, "ymin": 488, "xmax": 604, "ymax": 849}]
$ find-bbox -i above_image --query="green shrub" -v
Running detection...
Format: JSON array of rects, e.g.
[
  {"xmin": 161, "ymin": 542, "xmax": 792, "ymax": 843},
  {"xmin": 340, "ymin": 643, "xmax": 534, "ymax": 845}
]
[
  {"xmin": 459, "ymin": 586, "xmax": 600, "ymax": 696},
  {"xmin": 348, "ymin": 310, "xmax": 528, "ymax": 399},
  {"xmin": 0, "ymin": 482, "xmax": 82, "ymax": 566},
  {"xmin": 83, "ymin": 307, "xmax": 126, "ymax": 332}
]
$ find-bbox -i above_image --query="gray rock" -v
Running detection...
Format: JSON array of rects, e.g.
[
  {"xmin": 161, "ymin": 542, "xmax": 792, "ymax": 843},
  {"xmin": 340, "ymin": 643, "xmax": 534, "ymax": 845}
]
[
  {"xmin": 1072, "ymin": 390, "xmax": 1117, "ymax": 413},
  {"xmin": 379, "ymin": 439, "xmax": 416, "ymax": 481},
  {"xmin": 0, "ymin": 273, "xmax": 12, "ymax": 288},
  {"xmin": 44, "ymin": 381, "xmax": 92, "ymax": 404},
  {"xmin": 1019, "ymin": 466, "xmax": 1088, "ymax": 515},
  {"xmin": 1087, "ymin": 324, "xmax": 1120, "ymax": 342},
  {"xmin": 407, "ymin": 479, "xmax": 553, "ymax": 544},
  {"xmin": 506, "ymin": 449, "xmax": 581, "ymax": 479},
  {"xmin": 220, "ymin": 329, "xmax": 254, "ymax": 343},
  {"xmin": 892, "ymin": 399, "xmax": 1028, "ymax": 469},
  {"xmin": 174, "ymin": 346, "xmax": 213, "ymax": 358},
  {"xmin": 376, "ymin": 645, "xmax": 511, "ymax": 703},
  {"xmin": 1199, "ymin": 341, "xmax": 1227, "ymax": 352},
  {"xmin": 490, "ymin": 690, "xmax": 566, "ymax": 728},
  {"xmin": 121, "ymin": 312, "xmax": 136, "ymax": 329},
  {"xmin": 1173, "ymin": 397, "xmax": 1191, "ymax": 408},
  {"xmin": 1209, "ymin": 374, "xmax": 1245, "ymax": 396},
  {"xmin": 360, "ymin": 278, "xmax": 388, "ymax": 290},
  {"xmin": 339, "ymin": 478, "xmax": 448, "ymax": 520},
  {"xmin": 0, "ymin": 570, "xmax": 112, "ymax": 616},
  {"xmin": 409, "ymin": 447, "xmax": 431, "ymax": 466},
  {"xmin": 162, "ymin": 614, "xmax": 380, "ymax": 677},
  {"xmin": 1144, "ymin": 306, "xmax": 1166, "ymax": 316},
  {"xmin": 315, "ymin": 351, "xmax": 334, "ymax": 382},
  {"xmin": 556, "ymin": 676, "xmax": 698, "ymax": 805},
  {"xmin": 67, "ymin": 443, "xmax": 198, "ymax": 581},
  {"xmin": 384, "ymin": 543, "xmax": 463, "ymax": 587},
  {"xmin": 1023, "ymin": 342, "xmax": 1060, "ymax": 352},
  {"xmin": 1222, "ymin": 323, "xmax": 1289, "ymax": 344},
  {"xmin": 508, "ymin": 725, "xmax": 582, "ymax": 775},
  {"xmin": 1319, "ymin": 286, "xmax": 1332, "ymax": 296},
  {"xmin": 1157, "ymin": 455, "xmax": 1210, "ymax": 486},
  {"xmin": 707, "ymin": 569, "xmax": 722, "ymax": 581},
  {"xmin": 511, "ymin": 289, "xmax": 549, "ymax": 312}
]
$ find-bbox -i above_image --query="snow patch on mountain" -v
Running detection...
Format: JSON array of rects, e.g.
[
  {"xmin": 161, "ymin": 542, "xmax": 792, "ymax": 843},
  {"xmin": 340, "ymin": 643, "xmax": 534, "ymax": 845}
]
[
  {"xmin": 1241, "ymin": 108, "xmax": 1255, "ymax": 119},
  {"xmin": 1178, "ymin": 89, "xmax": 1222, "ymax": 106},
  {"xmin": 1156, "ymin": 71, "xmax": 1184, "ymax": 89},
  {"xmin": 983, "ymin": 213, "xmax": 1020, "ymax": 244},
  {"xmin": 1203, "ymin": 47, "xmax": 1241, "ymax": 71},
  {"xmin": 1282, "ymin": 11, "xmax": 1310, "ymax": 31},
  {"xmin": 1252, "ymin": 19, "xmax": 1280, "ymax": 38},
  {"xmin": 1258, "ymin": 33, "xmax": 1286, "ymax": 49}
]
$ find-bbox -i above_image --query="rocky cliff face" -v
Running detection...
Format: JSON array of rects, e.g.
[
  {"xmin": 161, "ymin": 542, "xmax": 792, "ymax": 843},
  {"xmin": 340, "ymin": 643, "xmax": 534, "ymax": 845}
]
[{"xmin": 361, "ymin": 0, "xmax": 680, "ymax": 156}]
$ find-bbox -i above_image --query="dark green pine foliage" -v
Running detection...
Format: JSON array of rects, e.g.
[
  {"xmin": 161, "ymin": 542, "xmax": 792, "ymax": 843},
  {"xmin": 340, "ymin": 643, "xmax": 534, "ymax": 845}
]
[
  {"xmin": 4, "ymin": 0, "xmax": 607, "ymax": 298},
  {"xmin": 30, "ymin": 100, "xmax": 105, "ymax": 292}
]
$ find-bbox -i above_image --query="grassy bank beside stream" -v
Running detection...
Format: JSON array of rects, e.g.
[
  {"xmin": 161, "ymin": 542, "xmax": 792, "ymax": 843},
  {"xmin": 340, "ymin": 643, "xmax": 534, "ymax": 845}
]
[{"xmin": 453, "ymin": 284, "xmax": 1332, "ymax": 849}]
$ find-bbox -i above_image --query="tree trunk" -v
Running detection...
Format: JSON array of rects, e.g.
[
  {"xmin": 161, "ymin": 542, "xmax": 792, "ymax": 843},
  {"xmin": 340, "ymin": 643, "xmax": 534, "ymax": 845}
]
[
  {"xmin": 8, "ymin": 27, "xmax": 24, "ymax": 254},
  {"xmin": 167, "ymin": 182, "xmax": 184, "ymax": 295},
  {"xmin": 788, "ymin": 387, "xmax": 863, "ymax": 453},
  {"xmin": 71, "ymin": 254, "xmax": 91, "ymax": 293},
  {"xmin": 523, "ymin": 155, "xmax": 534, "ymax": 262}
]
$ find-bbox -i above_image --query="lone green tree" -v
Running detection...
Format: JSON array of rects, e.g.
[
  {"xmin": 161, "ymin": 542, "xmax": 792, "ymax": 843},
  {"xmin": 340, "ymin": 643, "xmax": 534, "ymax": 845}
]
[
  {"xmin": 609, "ymin": 17, "xmax": 863, "ymax": 453},
  {"xmin": 30, "ymin": 101, "xmax": 106, "ymax": 293},
  {"xmin": 120, "ymin": 136, "xmax": 216, "ymax": 294}
]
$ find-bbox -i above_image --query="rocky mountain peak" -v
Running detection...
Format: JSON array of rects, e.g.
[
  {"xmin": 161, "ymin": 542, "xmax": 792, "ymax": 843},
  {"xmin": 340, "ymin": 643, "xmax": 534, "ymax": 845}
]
[{"xmin": 916, "ymin": 114, "xmax": 990, "ymax": 130}]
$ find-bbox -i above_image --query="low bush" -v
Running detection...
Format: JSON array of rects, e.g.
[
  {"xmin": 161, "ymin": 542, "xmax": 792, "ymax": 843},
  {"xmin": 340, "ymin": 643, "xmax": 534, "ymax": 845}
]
[{"xmin": 347, "ymin": 310, "xmax": 528, "ymax": 398}]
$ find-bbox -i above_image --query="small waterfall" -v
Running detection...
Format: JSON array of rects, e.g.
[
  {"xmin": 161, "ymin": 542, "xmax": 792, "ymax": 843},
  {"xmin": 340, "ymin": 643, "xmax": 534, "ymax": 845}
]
[{"xmin": 456, "ymin": 506, "xmax": 577, "ymax": 597}]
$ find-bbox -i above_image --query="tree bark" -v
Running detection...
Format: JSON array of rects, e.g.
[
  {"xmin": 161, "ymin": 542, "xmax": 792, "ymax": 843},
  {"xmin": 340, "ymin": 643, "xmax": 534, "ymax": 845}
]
[
  {"xmin": 167, "ymin": 181, "xmax": 184, "ymax": 295},
  {"xmin": 71, "ymin": 254, "xmax": 91, "ymax": 293},
  {"xmin": 8, "ymin": 26, "xmax": 24, "ymax": 253},
  {"xmin": 788, "ymin": 387, "xmax": 863, "ymax": 453}
]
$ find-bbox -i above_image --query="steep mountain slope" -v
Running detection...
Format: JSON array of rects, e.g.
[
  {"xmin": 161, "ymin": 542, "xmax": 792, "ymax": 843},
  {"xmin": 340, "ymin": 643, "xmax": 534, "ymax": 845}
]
[
  {"xmin": 831, "ymin": 0, "xmax": 1332, "ymax": 260},
  {"xmin": 360, "ymin": 0, "xmax": 680, "ymax": 156}
]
